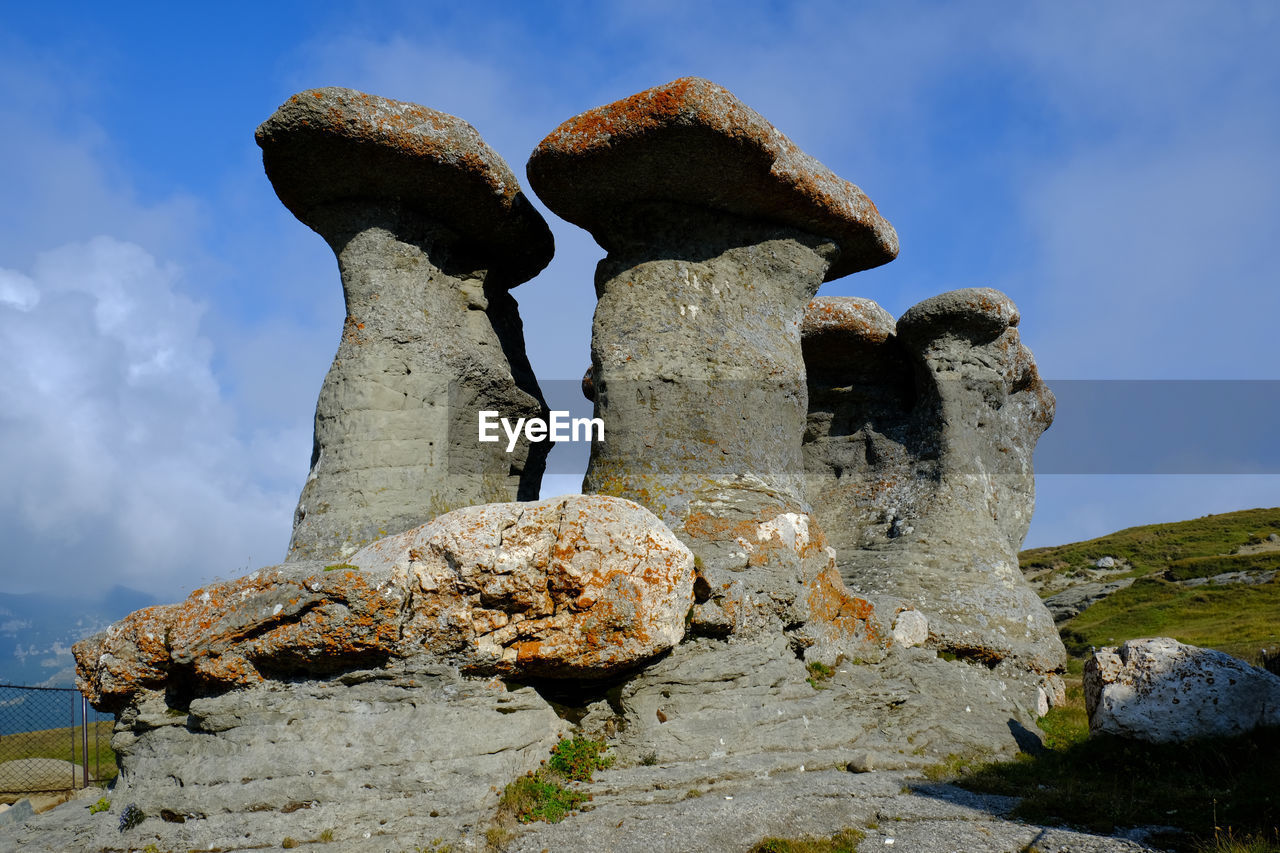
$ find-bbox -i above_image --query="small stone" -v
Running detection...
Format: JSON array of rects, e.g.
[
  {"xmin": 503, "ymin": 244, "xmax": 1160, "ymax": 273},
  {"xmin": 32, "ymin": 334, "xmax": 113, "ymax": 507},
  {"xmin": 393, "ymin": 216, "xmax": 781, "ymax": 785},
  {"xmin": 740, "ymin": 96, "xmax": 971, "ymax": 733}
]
[{"xmin": 891, "ymin": 610, "xmax": 928, "ymax": 648}]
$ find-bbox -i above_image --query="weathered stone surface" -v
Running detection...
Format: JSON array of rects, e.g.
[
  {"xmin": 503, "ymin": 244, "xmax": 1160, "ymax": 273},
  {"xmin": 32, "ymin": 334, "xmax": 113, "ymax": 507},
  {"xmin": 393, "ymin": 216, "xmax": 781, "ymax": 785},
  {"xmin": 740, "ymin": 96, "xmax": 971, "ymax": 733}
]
[
  {"xmin": 75, "ymin": 496, "xmax": 694, "ymax": 710},
  {"xmin": 258, "ymin": 88, "xmax": 553, "ymax": 561},
  {"xmin": 803, "ymin": 290, "xmax": 1065, "ymax": 676},
  {"xmin": 532, "ymin": 81, "xmax": 895, "ymax": 657},
  {"xmin": 1043, "ymin": 578, "xmax": 1135, "ymax": 622},
  {"xmin": 349, "ymin": 494, "xmax": 695, "ymax": 678},
  {"xmin": 527, "ymin": 76, "xmax": 898, "ymax": 281},
  {"xmin": 5, "ymin": 668, "xmax": 566, "ymax": 852},
  {"xmin": 258, "ymin": 87, "xmax": 553, "ymax": 285},
  {"xmin": 1084, "ymin": 637, "xmax": 1280, "ymax": 742}
]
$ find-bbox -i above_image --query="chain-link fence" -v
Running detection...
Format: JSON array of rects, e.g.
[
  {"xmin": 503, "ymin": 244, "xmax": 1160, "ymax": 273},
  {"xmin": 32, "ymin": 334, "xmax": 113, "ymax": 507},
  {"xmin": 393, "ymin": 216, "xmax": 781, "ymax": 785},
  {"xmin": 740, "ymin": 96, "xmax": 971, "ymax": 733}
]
[{"xmin": 0, "ymin": 684, "xmax": 111, "ymax": 800}]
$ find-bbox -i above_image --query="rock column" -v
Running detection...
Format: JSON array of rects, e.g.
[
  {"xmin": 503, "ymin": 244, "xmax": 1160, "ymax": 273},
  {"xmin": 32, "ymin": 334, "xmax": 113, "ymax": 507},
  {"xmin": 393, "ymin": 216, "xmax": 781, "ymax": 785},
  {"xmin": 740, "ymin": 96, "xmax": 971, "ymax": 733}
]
[
  {"xmin": 803, "ymin": 289, "xmax": 1065, "ymax": 676},
  {"xmin": 528, "ymin": 77, "xmax": 898, "ymax": 650},
  {"xmin": 257, "ymin": 88, "xmax": 554, "ymax": 561}
]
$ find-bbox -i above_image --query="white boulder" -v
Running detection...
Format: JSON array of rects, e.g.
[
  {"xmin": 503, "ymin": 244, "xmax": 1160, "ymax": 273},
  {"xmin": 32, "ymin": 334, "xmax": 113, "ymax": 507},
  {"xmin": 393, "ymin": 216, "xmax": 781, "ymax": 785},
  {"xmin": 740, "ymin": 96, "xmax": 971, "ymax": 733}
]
[{"xmin": 1084, "ymin": 637, "xmax": 1280, "ymax": 742}]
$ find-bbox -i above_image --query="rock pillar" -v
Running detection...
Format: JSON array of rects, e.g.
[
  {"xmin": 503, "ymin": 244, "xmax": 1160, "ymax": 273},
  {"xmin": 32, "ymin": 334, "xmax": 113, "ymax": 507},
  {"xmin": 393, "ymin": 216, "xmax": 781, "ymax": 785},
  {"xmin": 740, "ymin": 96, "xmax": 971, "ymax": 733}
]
[
  {"xmin": 257, "ymin": 88, "xmax": 554, "ymax": 561},
  {"xmin": 803, "ymin": 289, "xmax": 1065, "ymax": 675},
  {"xmin": 528, "ymin": 77, "xmax": 898, "ymax": 651}
]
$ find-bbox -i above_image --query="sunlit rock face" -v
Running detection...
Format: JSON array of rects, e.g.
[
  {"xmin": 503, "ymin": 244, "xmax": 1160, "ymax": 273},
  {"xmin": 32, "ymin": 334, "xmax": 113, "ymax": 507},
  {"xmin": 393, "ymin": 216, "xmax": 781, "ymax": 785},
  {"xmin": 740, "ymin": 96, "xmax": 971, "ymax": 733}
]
[
  {"xmin": 529, "ymin": 77, "xmax": 898, "ymax": 657},
  {"xmin": 1086, "ymin": 637, "xmax": 1280, "ymax": 742},
  {"xmin": 803, "ymin": 289, "xmax": 1065, "ymax": 677},
  {"xmin": 257, "ymin": 87, "xmax": 554, "ymax": 562}
]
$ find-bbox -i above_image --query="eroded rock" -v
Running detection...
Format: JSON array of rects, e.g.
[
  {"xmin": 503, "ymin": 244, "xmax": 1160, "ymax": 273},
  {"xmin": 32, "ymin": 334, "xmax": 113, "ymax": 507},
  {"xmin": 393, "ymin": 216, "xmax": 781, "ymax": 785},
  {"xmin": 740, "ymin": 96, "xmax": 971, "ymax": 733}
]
[
  {"xmin": 1085, "ymin": 637, "xmax": 1280, "ymax": 742},
  {"xmin": 75, "ymin": 496, "xmax": 693, "ymax": 711},
  {"xmin": 803, "ymin": 290, "xmax": 1064, "ymax": 676},
  {"xmin": 529, "ymin": 78, "xmax": 896, "ymax": 658},
  {"xmin": 258, "ymin": 87, "xmax": 554, "ymax": 561}
]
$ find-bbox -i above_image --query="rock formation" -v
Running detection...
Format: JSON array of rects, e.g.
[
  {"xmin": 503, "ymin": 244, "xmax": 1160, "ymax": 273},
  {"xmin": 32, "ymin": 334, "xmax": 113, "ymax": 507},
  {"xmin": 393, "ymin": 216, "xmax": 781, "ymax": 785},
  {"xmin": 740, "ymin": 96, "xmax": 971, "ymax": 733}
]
[
  {"xmin": 1085, "ymin": 637, "xmax": 1280, "ymax": 742},
  {"xmin": 803, "ymin": 289, "xmax": 1065, "ymax": 679},
  {"xmin": 77, "ymin": 495, "xmax": 693, "ymax": 710},
  {"xmin": 0, "ymin": 84, "xmax": 1100, "ymax": 853},
  {"xmin": 257, "ymin": 87, "xmax": 554, "ymax": 561},
  {"xmin": 528, "ymin": 77, "xmax": 898, "ymax": 654}
]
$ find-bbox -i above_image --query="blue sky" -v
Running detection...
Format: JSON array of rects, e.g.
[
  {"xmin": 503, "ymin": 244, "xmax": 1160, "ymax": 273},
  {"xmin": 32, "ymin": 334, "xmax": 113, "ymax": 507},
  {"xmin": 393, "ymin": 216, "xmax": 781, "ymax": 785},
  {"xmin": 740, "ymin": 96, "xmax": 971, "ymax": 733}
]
[{"xmin": 1, "ymin": 1, "xmax": 1278, "ymax": 603}]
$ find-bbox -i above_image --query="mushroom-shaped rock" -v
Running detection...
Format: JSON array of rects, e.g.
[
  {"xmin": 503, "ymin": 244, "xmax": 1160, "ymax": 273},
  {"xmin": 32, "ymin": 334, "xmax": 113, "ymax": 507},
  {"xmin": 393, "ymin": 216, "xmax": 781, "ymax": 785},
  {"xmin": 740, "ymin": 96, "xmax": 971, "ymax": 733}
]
[
  {"xmin": 527, "ymin": 76, "xmax": 897, "ymax": 281},
  {"xmin": 257, "ymin": 88, "xmax": 554, "ymax": 561},
  {"xmin": 258, "ymin": 87, "xmax": 553, "ymax": 286},
  {"xmin": 74, "ymin": 496, "xmax": 694, "ymax": 711},
  {"xmin": 802, "ymin": 290, "xmax": 1063, "ymax": 676},
  {"xmin": 529, "ymin": 80, "xmax": 896, "ymax": 652}
]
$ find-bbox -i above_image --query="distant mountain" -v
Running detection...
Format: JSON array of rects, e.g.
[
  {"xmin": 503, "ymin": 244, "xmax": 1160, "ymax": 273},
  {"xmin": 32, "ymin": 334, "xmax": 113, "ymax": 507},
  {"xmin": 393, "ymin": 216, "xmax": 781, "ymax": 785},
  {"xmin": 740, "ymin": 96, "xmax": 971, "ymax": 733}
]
[{"xmin": 0, "ymin": 586, "xmax": 157, "ymax": 689}]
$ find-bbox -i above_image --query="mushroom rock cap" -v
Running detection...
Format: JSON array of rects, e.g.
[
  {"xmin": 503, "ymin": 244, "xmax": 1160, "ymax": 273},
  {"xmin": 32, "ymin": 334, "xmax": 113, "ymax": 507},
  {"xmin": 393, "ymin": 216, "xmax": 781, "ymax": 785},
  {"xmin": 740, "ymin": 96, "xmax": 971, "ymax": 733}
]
[
  {"xmin": 802, "ymin": 296, "xmax": 898, "ymax": 375},
  {"xmin": 803, "ymin": 297, "xmax": 896, "ymax": 346},
  {"xmin": 896, "ymin": 287, "xmax": 1020, "ymax": 346},
  {"xmin": 256, "ymin": 87, "xmax": 553, "ymax": 287},
  {"xmin": 526, "ymin": 77, "xmax": 898, "ymax": 281}
]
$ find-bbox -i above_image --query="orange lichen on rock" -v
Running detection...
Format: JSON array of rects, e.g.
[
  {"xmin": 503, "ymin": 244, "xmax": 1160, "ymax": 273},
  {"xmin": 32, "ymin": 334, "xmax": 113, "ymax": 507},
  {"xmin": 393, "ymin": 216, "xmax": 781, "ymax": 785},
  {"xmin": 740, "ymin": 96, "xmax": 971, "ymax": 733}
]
[
  {"xmin": 76, "ymin": 496, "xmax": 693, "ymax": 711},
  {"xmin": 353, "ymin": 495, "xmax": 694, "ymax": 679},
  {"xmin": 527, "ymin": 76, "xmax": 898, "ymax": 281},
  {"xmin": 256, "ymin": 86, "xmax": 553, "ymax": 287}
]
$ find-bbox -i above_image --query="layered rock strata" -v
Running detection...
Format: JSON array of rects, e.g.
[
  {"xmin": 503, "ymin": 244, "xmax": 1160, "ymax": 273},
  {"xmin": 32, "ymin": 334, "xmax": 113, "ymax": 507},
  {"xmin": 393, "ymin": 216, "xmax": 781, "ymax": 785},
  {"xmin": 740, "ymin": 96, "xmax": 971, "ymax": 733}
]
[
  {"xmin": 803, "ymin": 290, "xmax": 1065, "ymax": 679},
  {"xmin": 528, "ymin": 77, "xmax": 898, "ymax": 655},
  {"xmin": 258, "ymin": 87, "xmax": 555, "ymax": 561}
]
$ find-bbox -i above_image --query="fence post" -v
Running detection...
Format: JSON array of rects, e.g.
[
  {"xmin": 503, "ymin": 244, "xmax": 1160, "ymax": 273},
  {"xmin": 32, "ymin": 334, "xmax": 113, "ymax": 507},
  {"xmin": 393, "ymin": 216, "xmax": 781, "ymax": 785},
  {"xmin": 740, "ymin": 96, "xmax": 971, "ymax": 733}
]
[{"xmin": 81, "ymin": 695, "xmax": 90, "ymax": 789}]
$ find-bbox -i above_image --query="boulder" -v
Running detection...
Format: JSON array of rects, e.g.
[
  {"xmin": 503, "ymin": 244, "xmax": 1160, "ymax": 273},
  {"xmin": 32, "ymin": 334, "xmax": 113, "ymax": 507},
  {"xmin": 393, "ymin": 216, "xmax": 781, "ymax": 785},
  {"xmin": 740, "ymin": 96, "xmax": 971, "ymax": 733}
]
[
  {"xmin": 1084, "ymin": 637, "xmax": 1280, "ymax": 742},
  {"xmin": 349, "ymin": 494, "xmax": 695, "ymax": 678},
  {"xmin": 258, "ymin": 88, "xmax": 554, "ymax": 561},
  {"xmin": 803, "ymin": 290, "xmax": 1065, "ymax": 676},
  {"xmin": 75, "ymin": 495, "xmax": 694, "ymax": 710}
]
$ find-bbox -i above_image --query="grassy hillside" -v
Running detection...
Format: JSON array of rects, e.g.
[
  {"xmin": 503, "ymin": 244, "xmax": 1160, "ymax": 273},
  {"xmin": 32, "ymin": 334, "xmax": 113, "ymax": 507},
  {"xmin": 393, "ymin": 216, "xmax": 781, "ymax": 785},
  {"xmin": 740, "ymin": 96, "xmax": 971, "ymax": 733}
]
[
  {"xmin": 1021, "ymin": 507, "xmax": 1280, "ymax": 577},
  {"xmin": 0, "ymin": 720, "xmax": 116, "ymax": 787},
  {"xmin": 1020, "ymin": 507, "xmax": 1280, "ymax": 665}
]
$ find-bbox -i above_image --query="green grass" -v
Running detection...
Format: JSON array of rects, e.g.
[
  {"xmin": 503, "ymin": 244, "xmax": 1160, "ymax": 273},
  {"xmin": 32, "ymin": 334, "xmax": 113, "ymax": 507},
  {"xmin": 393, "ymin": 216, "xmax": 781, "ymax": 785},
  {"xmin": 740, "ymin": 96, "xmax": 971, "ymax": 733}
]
[
  {"xmin": 0, "ymin": 720, "xmax": 117, "ymax": 785},
  {"xmin": 748, "ymin": 828, "xmax": 865, "ymax": 853},
  {"xmin": 497, "ymin": 772, "xmax": 588, "ymax": 824},
  {"xmin": 1058, "ymin": 576, "xmax": 1280, "ymax": 662},
  {"xmin": 1164, "ymin": 552, "xmax": 1280, "ymax": 581},
  {"xmin": 546, "ymin": 736, "xmax": 613, "ymax": 782},
  {"xmin": 1020, "ymin": 507, "xmax": 1280, "ymax": 579},
  {"xmin": 806, "ymin": 660, "xmax": 835, "ymax": 690},
  {"xmin": 492, "ymin": 737, "xmax": 612, "ymax": 829},
  {"xmin": 941, "ymin": 679, "xmax": 1280, "ymax": 851}
]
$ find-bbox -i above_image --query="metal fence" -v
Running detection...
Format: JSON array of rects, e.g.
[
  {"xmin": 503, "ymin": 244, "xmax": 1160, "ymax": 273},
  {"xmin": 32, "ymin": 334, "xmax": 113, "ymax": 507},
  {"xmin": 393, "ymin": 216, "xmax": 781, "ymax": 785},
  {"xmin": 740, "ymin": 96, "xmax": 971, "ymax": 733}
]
[{"xmin": 0, "ymin": 684, "xmax": 104, "ymax": 797}]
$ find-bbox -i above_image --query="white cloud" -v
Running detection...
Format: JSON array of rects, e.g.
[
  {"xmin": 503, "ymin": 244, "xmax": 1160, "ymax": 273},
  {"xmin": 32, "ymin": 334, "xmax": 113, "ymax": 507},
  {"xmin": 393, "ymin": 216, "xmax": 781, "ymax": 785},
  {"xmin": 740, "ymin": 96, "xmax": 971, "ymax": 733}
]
[{"xmin": 0, "ymin": 237, "xmax": 300, "ymax": 599}]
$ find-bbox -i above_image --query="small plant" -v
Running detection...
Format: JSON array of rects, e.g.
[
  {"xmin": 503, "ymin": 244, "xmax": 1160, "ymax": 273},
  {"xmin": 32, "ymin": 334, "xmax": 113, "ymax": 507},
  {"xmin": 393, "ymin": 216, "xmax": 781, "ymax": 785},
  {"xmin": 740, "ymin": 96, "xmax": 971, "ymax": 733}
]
[
  {"xmin": 547, "ymin": 736, "xmax": 613, "ymax": 782},
  {"xmin": 685, "ymin": 788, "xmax": 703, "ymax": 798},
  {"xmin": 118, "ymin": 803, "xmax": 144, "ymax": 832},
  {"xmin": 324, "ymin": 563, "xmax": 358, "ymax": 572},
  {"xmin": 282, "ymin": 838, "xmax": 298, "ymax": 849},
  {"xmin": 319, "ymin": 828, "xmax": 334, "ymax": 842},
  {"xmin": 806, "ymin": 660, "xmax": 835, "ymax": 689},
  {"xmin": 499, "ymin": 772, "xmax": 588, "ymax": 824},
  {"xmin": 639, "ymin": 750, "xmax": 659, "ymax": 766},
  {"xmin": 142, "ymin": 845, "xmax": 160, "ymax": 853},
  {"xmin": 89, "ymin": 797, "xmax": 110, "ymax": 815},
  {"xmin": 749, "ymin": 827, "xmax": 865, "ymax": 852}
]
